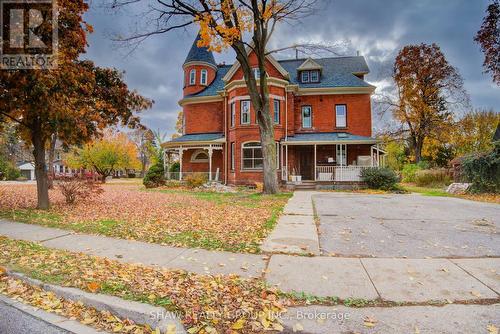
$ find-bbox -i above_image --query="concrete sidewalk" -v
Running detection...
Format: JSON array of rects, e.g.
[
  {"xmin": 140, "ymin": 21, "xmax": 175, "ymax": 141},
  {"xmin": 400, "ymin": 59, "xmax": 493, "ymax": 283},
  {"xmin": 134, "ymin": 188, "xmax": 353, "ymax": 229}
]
[{"xmin": 1, "ymin": 219, "xmax": 499, "ymax": 304}]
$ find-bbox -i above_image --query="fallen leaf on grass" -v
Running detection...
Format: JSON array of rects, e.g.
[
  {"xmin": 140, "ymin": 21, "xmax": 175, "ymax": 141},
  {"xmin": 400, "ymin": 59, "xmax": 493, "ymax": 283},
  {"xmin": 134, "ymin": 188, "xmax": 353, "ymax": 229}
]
[{"xmin": 87, "ymin": 281, "xmax": 101, "ymax": 293}]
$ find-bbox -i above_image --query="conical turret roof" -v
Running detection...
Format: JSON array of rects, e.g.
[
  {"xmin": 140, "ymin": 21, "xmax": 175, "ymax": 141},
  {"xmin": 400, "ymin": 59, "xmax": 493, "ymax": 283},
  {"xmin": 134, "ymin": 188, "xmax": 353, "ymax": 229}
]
[{"xmin": 184, "ymin": 33, "xmax": 216, "ymax": 66}]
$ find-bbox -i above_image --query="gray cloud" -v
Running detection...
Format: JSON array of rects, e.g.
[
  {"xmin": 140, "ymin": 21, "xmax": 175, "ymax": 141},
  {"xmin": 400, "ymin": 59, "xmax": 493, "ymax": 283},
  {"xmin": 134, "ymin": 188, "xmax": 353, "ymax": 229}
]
[{"xmin": 83, "ymin": 0, "xmax": 499, "ymax": 136}]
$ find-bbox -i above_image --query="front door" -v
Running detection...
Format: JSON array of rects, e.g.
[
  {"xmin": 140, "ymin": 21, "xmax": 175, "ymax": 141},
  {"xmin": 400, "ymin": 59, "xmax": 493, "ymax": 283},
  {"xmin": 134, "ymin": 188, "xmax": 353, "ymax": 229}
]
[{"xmin": 297, "ymin": 146, "xmax": 314, "ymax": 180}]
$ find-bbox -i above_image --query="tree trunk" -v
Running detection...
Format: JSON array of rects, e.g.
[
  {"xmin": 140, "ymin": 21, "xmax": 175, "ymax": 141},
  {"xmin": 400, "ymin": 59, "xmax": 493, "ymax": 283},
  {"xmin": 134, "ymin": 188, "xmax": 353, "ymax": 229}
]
[
  {"xmin": 414, "ymin": 139, "xmax": 423, "ymax": 163},
  {"xmin": 47, "ymin": 134, "xmax": 57, "ymax": 189},
  {"xmin": 257, "ymin": 101, "xmax": 279, "ymax": 194},
  {"xmin": 32, "ymin": 128, "xmax": 50, "ymax": 209}
]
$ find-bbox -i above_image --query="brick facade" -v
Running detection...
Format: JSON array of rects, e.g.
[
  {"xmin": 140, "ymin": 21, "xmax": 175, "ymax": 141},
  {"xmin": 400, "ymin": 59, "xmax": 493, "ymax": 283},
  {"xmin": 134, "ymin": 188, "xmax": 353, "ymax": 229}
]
[{"xmin": 172, "ymin": 44, "xmax": 376, "ymax": 185}]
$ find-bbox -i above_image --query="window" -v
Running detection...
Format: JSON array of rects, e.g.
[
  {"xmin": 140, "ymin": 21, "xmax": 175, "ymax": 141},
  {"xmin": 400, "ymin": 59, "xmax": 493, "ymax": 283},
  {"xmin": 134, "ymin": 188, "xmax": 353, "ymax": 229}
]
[
  {"xmin": 191, "ymin": 150, "xmax": 209, "ymax": 163},
  {"xmin": 273, "ymin": 100, "xmax": 280, "ymax": 124},
  {"xmin": 189, "ymin": 69, "xmax": 196, "ymax": 85},
  {"xmin": 310, "ymin": 70, "xmax": 319, "ymax": 82},
  {"xmin": 242, "ymin": 142, "xmax": 263, "ymax": 169},
  {"xmin": 230, "ymin": 102, "xmax": 235, "ymax": 127},
  {"xmin": 276, "ymin": 142, "xmax": 280, "ymax": 169},
  {"xmin": 230, "ymin": 142, "xmax": 235, "ymax": 170},
  {"xmin": 253, "ymin": 68, "xmax": 261, "ymax": 79},
  {"xmin": 302, "ymin": 106, "xmax": 312, "ymax": 128},
  {"xmin": 240, "ymin": 100, "xmax": 250, "ymax": 125},
  {"xmin": 300, "ymin": 70, "xmax": 320, "ymax": 83},
  {"xmin": 335, "ymin": 104, "xmax": 347, "ymax": 128},
  {"xmin": 200, "ymin": 69, "xmax": 207, "ymax": 85},
  {"xmin": 301, "ymin": 71, "xmax": 310, "ymax": 83}
]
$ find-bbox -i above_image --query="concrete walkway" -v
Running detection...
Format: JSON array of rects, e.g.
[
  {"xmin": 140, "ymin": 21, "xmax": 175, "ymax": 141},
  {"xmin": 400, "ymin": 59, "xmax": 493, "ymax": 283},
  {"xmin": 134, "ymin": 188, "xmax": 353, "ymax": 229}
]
[
  {"xmin": 1, "ymin": 219, "xmax": 499, "ymax": 304},
  {"xmin": 261, "ymin": 191, "xmax": 320, "ymax": 255}
]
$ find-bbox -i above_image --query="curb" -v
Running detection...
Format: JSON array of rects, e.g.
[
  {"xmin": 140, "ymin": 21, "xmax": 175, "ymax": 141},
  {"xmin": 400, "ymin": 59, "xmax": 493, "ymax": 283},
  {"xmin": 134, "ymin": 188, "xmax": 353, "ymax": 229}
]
[
  {"xmin": 7, "ymin": 271, "xmax": 186, "ymax": 334},
  {"xmin": 0, "ymin": 294, "xmax": 102, "ymax": 334}
]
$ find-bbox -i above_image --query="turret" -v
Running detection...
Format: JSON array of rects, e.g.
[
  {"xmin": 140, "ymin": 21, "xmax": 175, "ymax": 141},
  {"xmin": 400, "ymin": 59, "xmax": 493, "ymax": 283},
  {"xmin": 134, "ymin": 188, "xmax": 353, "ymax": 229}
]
[{"xmin": 183, "ymin": 33, "xmax": 217, "ymax": 96}]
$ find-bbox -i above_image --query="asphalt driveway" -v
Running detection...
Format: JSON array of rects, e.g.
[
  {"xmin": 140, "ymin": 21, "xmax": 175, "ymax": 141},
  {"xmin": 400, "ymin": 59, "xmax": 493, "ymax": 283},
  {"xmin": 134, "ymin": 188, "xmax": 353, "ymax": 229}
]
[{"xmin": 314, "ymin": 193, "xmax": 500, "ymax": 258}]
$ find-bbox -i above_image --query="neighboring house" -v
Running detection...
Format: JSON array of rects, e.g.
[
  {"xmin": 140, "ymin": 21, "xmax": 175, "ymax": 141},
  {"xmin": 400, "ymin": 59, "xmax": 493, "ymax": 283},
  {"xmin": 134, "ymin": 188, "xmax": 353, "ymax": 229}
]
[
  {"xmin": 17, "ymin": 162, "xmax": 35, "ymax": 180},
  {"xmin": 163, "ymin": 33, "xmax": 384, "ymax": 186}
]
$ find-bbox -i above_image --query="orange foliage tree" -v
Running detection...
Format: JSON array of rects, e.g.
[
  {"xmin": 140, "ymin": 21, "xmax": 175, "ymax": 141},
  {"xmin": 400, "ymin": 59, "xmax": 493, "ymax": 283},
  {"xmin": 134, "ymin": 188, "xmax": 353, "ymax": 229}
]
[
  {"xmin": 111, "ymin": 0, "xmax": 318, "ymax": 194},
  {"xmin": 0, "ymin": 0, "xmax": 152, "ymax": 208},
  {"xmin": 475, "ymin": 0, "xmax": 500, "ymax": 85},
  {"xmin": 389, "ymin": 43, "xmax": 469, "ymax": 163}
]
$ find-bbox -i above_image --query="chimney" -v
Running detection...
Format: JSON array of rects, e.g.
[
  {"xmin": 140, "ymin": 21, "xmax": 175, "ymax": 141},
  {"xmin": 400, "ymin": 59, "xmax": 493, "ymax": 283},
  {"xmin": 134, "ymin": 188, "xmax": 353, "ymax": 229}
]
[{"xmin": 356, "ymin": 50, "xmax": 360, "ymax": 56}]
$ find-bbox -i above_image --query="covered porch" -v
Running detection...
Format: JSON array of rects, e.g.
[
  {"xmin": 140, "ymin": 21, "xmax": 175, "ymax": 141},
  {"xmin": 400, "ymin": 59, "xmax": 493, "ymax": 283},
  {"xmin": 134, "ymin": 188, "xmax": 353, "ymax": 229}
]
[
  {"xmin": 162, "ymin": 133, "xmax": 225, "ymax": 182},
  {"xmin": 280, "ymin": 133, "xmax": 385, "ymax": 183}
]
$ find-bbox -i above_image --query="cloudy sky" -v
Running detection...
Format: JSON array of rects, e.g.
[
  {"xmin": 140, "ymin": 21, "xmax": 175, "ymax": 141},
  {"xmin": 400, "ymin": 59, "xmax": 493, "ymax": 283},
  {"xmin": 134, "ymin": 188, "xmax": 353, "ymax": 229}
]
[{"xmin": 84, "ymin": 0, "xmax": 499, "ymax": 136}]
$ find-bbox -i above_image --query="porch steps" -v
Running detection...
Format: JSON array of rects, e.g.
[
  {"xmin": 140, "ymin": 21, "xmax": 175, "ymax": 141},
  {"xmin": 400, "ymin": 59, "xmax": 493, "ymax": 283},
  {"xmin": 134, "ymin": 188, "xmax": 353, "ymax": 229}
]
[{"xmin": 294, "ymin": 181, "xmax": 317, "ymax": 190}]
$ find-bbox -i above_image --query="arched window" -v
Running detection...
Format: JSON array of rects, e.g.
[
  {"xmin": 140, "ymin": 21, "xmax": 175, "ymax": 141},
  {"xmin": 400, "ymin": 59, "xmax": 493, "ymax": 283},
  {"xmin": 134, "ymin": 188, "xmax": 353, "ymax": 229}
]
[
  {"xmin": 200, "ymin": 69, "xmax": 208, "ymax": 85},
  {"xmin": 191, "ymin": 150, "xmax": 209, "ymax": 163},
  {"xmin": 242, "ymin": 142, "xmax": 263, "ymax": 170},
  {"xmin": 189, "ymin": 69, "xmax": 196, "ymax": 85}
]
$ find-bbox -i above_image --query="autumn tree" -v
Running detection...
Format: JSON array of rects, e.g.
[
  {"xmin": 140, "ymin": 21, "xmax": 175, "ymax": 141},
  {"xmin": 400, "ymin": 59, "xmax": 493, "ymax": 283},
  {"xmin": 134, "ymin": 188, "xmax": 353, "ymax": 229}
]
[
  {"xmin": 110, "ymin": 0, "xmax": 319, "ymax": 194},
  {"xmin": 130, "ymin": 127, "xmax": 155, "ymax": 177},
  {"xmin": 0, "ymin": 0, "xmax": 152, "ymax": 208},
  {"xmin": 475, "ymin": 0, "xmax": 500, "ymax": 85},
  {"xmin": 388, "ymin": 43, "xmax": 469, "ymax": 163},
  {"xmin": 171, "ymin": 111, "xmax": 184, "ymax": 140},
  {"xmin": 66, "ymin": 132, "xmax": 141, "ymax": 182},
  {"xmin": 451, "ymin": 108, "xmax": 500, "ymax": 156}
]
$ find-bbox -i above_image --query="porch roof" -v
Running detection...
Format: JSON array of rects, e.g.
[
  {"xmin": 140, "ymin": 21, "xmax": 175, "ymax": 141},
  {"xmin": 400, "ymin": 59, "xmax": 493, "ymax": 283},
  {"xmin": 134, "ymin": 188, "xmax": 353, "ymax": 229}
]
[
  {"xmin": 163, "ymin": 132, "xmax": 225, "ymax": 148},
  {"xmin": 282, "ymin": 132, "xmax": 378, "ymax": 145}
]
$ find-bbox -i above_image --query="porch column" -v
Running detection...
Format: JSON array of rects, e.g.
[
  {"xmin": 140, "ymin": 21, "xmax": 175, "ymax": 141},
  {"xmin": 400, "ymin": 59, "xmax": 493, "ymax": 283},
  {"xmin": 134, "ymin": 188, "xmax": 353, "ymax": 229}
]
[
  {"xmin": 285, "ymin": 144, "xmax": 289, "ymax": 181},
  {"xmin": 314, "ymin": 144, "xmax": 317, "ymax": 181},
  {"xmin": 208, "ymin": 145, "xmax": 213, "ymax": 181},
  {"xmin": 376, "ymin": 144, "xmax": 380, "ymax": 167},
  {"xmin": 163, "ymin": 149, "xmax": 168, "ymax": 179},
  {"xmin": 178, "ymin": 148, "xmax": 184, "ymax": 180}
]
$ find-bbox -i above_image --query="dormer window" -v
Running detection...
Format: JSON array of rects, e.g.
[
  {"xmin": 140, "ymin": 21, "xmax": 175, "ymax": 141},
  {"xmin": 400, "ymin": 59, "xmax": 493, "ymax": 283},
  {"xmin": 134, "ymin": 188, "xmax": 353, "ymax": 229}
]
[
  {"xmin": 189, "ymin": 69, "xmax": 196, "ymax": 85},
  {"xmin": 200, "ymin": 69, "xmax": 207, "ymax": 85},
  {"xmin": 300, "ymin": 70, "xmax": 320, "ymax": 83},
  {"xmin": 301, "ymin": 71, "xmax": 310, "ymax": 83},
  {"xmin": 253, "ymin": 68, "xmax": 261, "ymax": 79}
]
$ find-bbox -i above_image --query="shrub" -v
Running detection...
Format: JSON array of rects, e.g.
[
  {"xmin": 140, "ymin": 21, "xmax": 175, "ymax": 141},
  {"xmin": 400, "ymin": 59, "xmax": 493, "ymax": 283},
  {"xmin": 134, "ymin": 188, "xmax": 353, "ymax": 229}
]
[
  {"xmin": 169, "ymin": 161, "xmax": 180, "ymax": 173},
  {"xmin": 5, "ymin": 165, "xmax": 21, "ymax": 180},
  {"xmin": 461, "ymin": 142, "xmax": 499, "ymax": 193},
  {"xmin": 401, "ymin": 163, "xmax": 422, "ymax": 182},
  {"xmin": 143, "ymin": 160, "xmax": 165, "ymax": 188},
  {"xmin": 414, "ymin": 169, "xmax": 452, "ymax": 187},
  {"xmin": 0, "ymin": 156, "xmax": 20, "ymax": 181},
  {"xmin": 185, "ymin": 172, "xmax": 207, "ymax": 188},
  {"xmin": 56, "ymin": 176, "xmax": 103, "ymax": 204},
  {"xmin": 360, "ymin": 167, "xmax": 399, "ymax": 190}
]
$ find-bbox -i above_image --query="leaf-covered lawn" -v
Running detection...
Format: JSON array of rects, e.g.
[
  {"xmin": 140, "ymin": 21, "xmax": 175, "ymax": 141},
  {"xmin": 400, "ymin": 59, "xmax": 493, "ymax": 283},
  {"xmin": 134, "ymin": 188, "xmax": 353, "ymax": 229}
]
[
  {"xmin": 0, "ymin": 184, "xmax": 291, "ymax": 252},
  {"xmin": 0, "ymin": 237, "xmax": 289, "ymax": 333}
]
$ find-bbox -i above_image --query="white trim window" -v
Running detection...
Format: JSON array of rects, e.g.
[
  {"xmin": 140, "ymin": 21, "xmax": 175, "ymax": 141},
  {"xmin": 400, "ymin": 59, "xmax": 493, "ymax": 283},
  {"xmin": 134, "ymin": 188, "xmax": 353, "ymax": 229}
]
[
  {"xmin": 253, "ymin": 68, "xmax": 261, "ymax": 79},
  {"xmin": 302, "ymin": 106, "xmax": 312, "ymax": 128},
  {"xmin": 310, "ymin": 70, "xmax": 319, "ymax": 82},
  {"xmin": 335, "ymin": 104, "xmax": 347, "ymax": 128},
  {"xmin": 240, "ymin": 100, "xmax": 250, "ymax": 125},
  {"xmin": 189, "ymin": 69, "xmax": 196, "ymax": 85},
  {"xmin": 273, "ymin": 99, "xmax": 280, "ymax": 124},
  {"xmin": 191, "ymin": 150, "xmax": 209, "ymax": 163},
  {"xmin": 230, "ymin": 102, "xmax": 236, "ymax": 127},
  {"xmin": 242, "ymin": 142, "xmax": 263, "ymax": 170},
  {"xmin": 301, "ymin": 70, "xmax": 310, "ymax": 83},
  {"xmin": 200, "ymin": 69, "xmax": 207, "ymax": 85},
  {"xmin": 230, "ymin": 142, "xmax": 235, "ymax": 170}
]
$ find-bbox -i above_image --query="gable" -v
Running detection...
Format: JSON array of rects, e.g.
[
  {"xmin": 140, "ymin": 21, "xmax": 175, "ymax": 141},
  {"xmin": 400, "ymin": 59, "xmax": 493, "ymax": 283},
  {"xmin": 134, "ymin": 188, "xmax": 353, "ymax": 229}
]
[
  {"xmin": 222, "ymin": 50, "xmax": 289, "ymax": 82},
  {"xmin": 297, "ymin": 58, "xmax": 323, "ymax": 71}
]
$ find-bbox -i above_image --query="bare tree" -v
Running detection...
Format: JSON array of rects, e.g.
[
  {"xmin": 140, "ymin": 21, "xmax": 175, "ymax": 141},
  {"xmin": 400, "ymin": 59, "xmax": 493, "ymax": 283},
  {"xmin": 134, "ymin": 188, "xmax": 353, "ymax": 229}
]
[{"xmin": 109, "ymin": 0, "xmax": 320, "ymax": 193}]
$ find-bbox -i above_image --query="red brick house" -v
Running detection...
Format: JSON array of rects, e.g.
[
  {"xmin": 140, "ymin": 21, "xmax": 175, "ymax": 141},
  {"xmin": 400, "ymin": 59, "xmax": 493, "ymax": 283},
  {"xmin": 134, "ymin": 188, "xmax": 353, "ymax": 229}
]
[{"xmin": 163, "ymin": 34, "xmax": 384, "ymax": 186}]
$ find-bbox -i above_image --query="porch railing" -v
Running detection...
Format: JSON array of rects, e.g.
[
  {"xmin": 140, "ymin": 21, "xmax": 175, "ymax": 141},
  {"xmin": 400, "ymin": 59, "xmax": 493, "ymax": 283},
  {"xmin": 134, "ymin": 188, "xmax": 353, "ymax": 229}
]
[{"xmin": 316, "ymin": 166, "xmax": 366, "ymax": 182}]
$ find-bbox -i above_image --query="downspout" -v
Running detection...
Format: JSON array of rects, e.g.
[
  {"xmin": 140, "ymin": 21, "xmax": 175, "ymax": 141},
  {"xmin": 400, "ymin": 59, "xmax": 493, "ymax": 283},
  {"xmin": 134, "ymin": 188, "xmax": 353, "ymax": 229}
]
[
  {"xmin": 223, "ymin": 93, "xmax": 228, "ymax": 185},
  {"xmin": 284, "ymin": 89, "xmax": 288, "ymax": 180}
]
